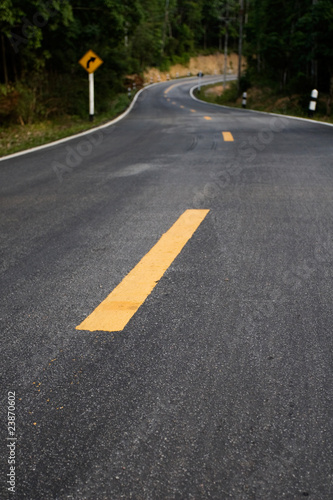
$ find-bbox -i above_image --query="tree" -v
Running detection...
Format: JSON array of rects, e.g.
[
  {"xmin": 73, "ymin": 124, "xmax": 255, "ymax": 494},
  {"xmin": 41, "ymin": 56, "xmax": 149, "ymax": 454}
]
[{"xmin": 243, "ymin": 0, "xmax": 333, "ymax": 93}]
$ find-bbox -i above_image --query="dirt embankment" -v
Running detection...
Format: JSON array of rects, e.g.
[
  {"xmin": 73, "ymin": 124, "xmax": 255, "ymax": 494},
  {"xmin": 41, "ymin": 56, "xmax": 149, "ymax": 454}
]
[{"xmin": 143, "ymin": 53, "xmax": 245, "ymax": 83}]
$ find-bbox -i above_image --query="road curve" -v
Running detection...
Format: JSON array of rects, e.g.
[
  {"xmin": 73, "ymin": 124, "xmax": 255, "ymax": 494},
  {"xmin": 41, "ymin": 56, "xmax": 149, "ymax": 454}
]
[{"xmin": 1, "ymin": 76, "xmax": 333, "ymax": 499}]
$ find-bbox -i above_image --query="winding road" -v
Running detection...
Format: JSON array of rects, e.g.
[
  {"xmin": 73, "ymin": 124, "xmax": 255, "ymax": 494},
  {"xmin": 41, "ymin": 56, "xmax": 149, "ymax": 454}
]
[{"xmin": 1, "ymin": 75, "xmax": 333, "ymax": 499}]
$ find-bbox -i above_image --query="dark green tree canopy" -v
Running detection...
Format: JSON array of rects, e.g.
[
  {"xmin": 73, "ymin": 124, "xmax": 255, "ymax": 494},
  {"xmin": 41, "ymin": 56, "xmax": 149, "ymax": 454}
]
[{"xmin": 1, "ymin": 0, "xmax": 332, "ymax": 120}]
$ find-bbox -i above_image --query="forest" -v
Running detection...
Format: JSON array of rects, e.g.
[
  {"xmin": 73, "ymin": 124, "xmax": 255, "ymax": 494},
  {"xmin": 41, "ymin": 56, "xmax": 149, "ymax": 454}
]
[{"xmin": 0, "ymin": 0, "xmax": 333, "ymax": 125}]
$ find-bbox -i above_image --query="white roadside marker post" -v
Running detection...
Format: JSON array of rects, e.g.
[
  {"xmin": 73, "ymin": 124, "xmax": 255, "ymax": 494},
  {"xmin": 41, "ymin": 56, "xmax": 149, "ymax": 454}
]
[
  {"xmin": 309, "ymin": 89, "xmax": 318, "ymax": 117},
  {"xmin": 242, "ymin": 91, "xmax": 247, "ymax": 108},
  {"xmin": 197, "ymin": 71, "xmax": 203, "ymax": 92},
  {"xmin": 89, "ymin": 73, "xmax": 94, "ymax": 122}
]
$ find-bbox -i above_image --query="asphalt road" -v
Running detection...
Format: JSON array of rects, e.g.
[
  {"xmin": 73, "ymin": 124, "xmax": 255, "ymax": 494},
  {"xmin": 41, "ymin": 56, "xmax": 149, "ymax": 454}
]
[{"xmin": 1, "ymin": 76, "xmax": 333, "ymax": 499}]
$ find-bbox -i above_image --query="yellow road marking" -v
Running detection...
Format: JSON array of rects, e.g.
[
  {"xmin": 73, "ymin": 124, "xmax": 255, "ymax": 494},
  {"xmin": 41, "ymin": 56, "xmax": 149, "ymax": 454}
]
[
  {"xmin": 190, "ymin": 109, "xmax": 196, "ymax": 113},
  {"xmin": 222, "ymin": 131, "xmax": 234, "ymax": 142},
  {"xmin": 172, "ymin": 101, "xmax": 176, "ymax": 105},
  {"xmin": 164, "ymin": 82, "xmax": 186, "ymax": 95},
  {"xmin": 204, "ymin": 116, "xmax": 212, "ymax": 120},
  {"xmin": 180, "ymin": 105, "xmax": 185, "ymax": 109},
  {"xmin": 164, "ymin": 83, "xmax": 177, "ymax": 95},
  {"xmin": 76, "ymin": 209, "xmax": 210, "ymax": 332}
]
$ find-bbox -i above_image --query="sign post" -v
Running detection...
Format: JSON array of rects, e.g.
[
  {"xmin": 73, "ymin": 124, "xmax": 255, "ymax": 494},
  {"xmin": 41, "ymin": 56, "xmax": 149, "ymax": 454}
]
[
  {"xmin": 89, "ymin": 73, "xmax": 94, "ymax": 120},
  {"xmin": 79, "ymin": 50, "xmax": 103, "ymax": 121}
]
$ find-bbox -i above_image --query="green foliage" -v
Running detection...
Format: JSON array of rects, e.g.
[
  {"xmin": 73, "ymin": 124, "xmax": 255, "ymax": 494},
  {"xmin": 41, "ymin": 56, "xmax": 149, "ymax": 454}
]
[
  {"xmin": 0, "ymin": 0, "xmax": 243, "ymax": 125},
  {"xmin": 1, "ymin": 0, "xmax": 333, "ymax": 125},
  {"xmin": 171, "ymin": 52, "xmax": 191, "ymax": 66},
  {"xmin": 216, "ymin": 80, "xmax": 239, "ymax": 104},
  {"xmin": 244, "ymin": 0, "xmax": 333, "ymax": 99}
]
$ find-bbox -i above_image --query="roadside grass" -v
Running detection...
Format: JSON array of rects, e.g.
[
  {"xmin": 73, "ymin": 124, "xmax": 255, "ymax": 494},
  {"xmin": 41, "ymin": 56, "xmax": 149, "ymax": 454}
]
[
  {"xmin": 195, "ymin": 82, "xmax": 333, "ymax": 124},
  {"xmin": 0, "ymin": 93, "xmax": 131, "ymax": 158}
]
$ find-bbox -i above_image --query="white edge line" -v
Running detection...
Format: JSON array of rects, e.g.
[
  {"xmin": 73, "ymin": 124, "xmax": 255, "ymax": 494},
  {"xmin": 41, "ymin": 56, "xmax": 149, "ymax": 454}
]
[
  {"xmin": 0, "ymin": 75, "xmax": 232, "ymax": 162},
  {"xmin": 4, "ymin": 75, "xmax": 325, "ymax": 162},
  {"xmin": 0, "ymin": 82, "xmax": 163, "ymax": 162},
  {"xmin": 190, "ymin": 81, "xmax": 333, "ymax": 128}
]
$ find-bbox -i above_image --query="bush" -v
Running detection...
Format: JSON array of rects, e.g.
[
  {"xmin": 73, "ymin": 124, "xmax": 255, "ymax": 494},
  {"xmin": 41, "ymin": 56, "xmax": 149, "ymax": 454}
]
[
  {"xmin": 239, "ymin": 73, "xmax": 251, "ymax": 93},
  {"xmin": 171, "ymin": 52, "xmax": 191, "ymax": 66},
  {"xmin": 216, "ymin": 81, "xmax": 239, "ymax": 104},
  {"xmin": 159, "ymin": 58, "xmax": 171, "ymax": 72},
  {"xmin": 0, "ymin": 85, "xmax": 20, "ymax": 124}
]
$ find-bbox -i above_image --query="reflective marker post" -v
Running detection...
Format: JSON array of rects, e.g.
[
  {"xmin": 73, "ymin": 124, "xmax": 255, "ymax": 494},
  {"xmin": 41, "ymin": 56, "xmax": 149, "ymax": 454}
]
[
  {"xmin": 197, "ymin": 71, "xmax": 203, "ymax": 92},
  {"xmin": 308, "ymin": 89, "xmax": 318, "ymax": 117},
  {"xmin": 89, "ymin": 73, "xmax": 94, "ymax": 121}
]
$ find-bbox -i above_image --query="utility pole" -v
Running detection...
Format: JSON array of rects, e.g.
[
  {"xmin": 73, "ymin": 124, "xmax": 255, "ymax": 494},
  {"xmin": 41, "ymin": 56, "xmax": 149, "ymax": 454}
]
[
  {"xmin": 220, "ymin": 1, "xmax": 237, "ymax": 91},
  {"xmin": 238, "ymin": 0, "xmax": 244, "ymax": 90},
  {"xmin": 311, "ymin": 0, "xmax": 318, "ymax": 87}
]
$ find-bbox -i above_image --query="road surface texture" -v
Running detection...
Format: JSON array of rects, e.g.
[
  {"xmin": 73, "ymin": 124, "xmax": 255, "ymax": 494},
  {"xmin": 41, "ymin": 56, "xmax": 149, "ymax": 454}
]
[{"xmin": 1, "ymin": 76, "xmax": 333, "ymax": 499}]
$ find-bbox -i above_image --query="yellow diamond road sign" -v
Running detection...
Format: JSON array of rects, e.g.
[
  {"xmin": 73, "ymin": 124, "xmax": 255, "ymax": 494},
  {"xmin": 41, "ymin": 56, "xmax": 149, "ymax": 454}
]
[{"xmin": 79, "ymin": 50, "xmax": 103, "ymax": 74}]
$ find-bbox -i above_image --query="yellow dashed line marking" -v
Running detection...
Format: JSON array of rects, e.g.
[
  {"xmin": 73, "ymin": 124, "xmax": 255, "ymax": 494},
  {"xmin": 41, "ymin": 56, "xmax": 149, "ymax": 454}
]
[
  {"xmin": 190, "ymin": 109, "xmax": 196, "ymax": 113},
  {"xmin": 164, "ymin": 84, "xmax": 177, "ymax": 95},
  {"xmin": 204, "ymin": 116, "xmax": 212, "ymax": 120},
  {"xmin": 180, "ymin": 105, "xmax": 185, "ymax": 109},
  {"xmin": 76, "ymin": 210, "xmax": 210, "ymax": 332},
  {"xmin": 222, "ymin": 131, "xmax": 234, "ymax": 142},
  {"xmin": 164, "ymin": 81, "xmax": 187, "ymax": 95}
]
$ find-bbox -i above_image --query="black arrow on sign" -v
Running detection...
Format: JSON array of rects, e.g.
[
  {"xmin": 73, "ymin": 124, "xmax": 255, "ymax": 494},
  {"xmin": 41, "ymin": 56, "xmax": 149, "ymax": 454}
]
[{"xmin": 87, "ymin": 57, "xmax": 96, "ymax": 69}]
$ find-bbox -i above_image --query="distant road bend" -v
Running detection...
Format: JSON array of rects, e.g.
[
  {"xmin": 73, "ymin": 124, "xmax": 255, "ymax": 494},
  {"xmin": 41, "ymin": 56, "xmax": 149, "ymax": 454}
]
[{"xmin": 1, "ymin": 75, "xmax": 333, "ymax": 499}]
